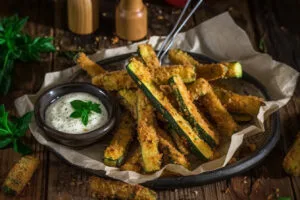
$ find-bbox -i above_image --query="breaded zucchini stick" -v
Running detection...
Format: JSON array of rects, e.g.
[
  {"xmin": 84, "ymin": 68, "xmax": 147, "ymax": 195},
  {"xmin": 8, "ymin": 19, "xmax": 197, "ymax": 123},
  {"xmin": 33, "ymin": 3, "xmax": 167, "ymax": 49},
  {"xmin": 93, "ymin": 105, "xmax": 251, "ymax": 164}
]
[
  {"xmin": 157, "ymin": 128, "xmax": 190, "ymax": 169},
  {"xmin": 195, "ymin": 78, "xmax": 238, "ymax": 137},
  {"xmin": 138, "ymin": 44, "xmax": 160, "ymax": 68},
  {"xmin": 169, "ymin": 75, "xmax": 219, "ymax": 147},
  {"xmin": 118, "ymin": 89, "xmax": 137, "ymax": 119},
  {"xmin": 170, "ymin": 129, "xmax": 190, "ymax": 155},
  {"xmin": 76, "ymin": 52, "xmax": 106, "ymax": 76},
  {"xmin": 168, "ymin": 49, "xmax": 242, "ymax": 79},
  {"xmin": 89, "ymin": 176, "xmax": 157, "ymax": 200},
  {"xmin": 104, "ymin": 112, "xmax": 135, "ymax": 167},
  {"xmin": 283, "ymin": 133, "xmax": 300, "ymax": 176},
  {"xmin": 195, "ymin": 63, "xmax": 228, "ymax": 80},
  {"xmin": 92, "ymin": 70, "xmax": 135, "ymax": 91},
  {"xmin": 137, "ymin": 90, "xmax": 162, "ymax": 173},
  {"xmin": 213, "ymin": 86, "xmax": 264, "ymax": 116},
  {"xmin": 2, "ymin": 155, "xmax": 39, "ymax": 195},
  {"xmin": 120, "ymin": 145, "xmax": 142, "ymax": 173},
  {"xmin": 92, "ymin": 65, "xmax": 196, "ymax": 91}
]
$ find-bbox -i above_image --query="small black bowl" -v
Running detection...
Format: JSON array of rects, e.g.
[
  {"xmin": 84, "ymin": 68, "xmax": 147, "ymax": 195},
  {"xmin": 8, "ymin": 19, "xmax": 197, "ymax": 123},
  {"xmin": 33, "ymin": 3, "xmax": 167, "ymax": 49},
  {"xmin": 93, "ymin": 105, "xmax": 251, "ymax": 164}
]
[{"xmin": 34, "ymin": 82, "xmax": 119, "ymax": 147}]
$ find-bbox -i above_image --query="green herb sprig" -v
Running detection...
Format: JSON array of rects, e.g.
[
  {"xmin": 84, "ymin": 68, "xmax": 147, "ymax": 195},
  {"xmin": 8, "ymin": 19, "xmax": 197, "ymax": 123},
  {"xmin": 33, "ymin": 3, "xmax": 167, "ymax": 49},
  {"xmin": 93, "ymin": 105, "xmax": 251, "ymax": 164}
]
[
  {"xmin": 70, "ymin": 100, "xmax": 102, "ymax": 126},
  {"xmin": 0, "ymin": 15, "xmax": 56, "ymax": 94},
  {"xmin": 0, "ymin": 104, "xmax": 32, "ymax": 155}
]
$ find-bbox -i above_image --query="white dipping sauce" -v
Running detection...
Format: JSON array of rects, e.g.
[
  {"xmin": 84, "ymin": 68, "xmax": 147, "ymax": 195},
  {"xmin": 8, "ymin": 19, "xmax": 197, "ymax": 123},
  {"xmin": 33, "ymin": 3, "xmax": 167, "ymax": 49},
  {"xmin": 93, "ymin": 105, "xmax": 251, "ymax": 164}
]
[{"xmin": 45, "ymin": 92, "xmax": 108, "ymax": 134}]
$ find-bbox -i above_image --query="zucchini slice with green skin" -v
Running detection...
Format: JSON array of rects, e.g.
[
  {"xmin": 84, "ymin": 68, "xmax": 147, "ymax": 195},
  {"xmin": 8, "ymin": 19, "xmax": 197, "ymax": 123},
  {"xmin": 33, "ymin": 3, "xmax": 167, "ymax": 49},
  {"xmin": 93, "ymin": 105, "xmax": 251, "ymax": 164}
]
[
  {"xmin": 169, "ymin": 75, "xmax": 219, "ymax": 147},
  {"xmin": 196, "ymin": 79, "xmax": 238, "ymax": 137},
  {"xmin": 168, "ymin": 49, "xmax": 243, "ymax": 79},
  {"xmin": 104, "ymin": 112, "xmax": 135, "ymax": 167},
  {"xmin": 222, "ymin": 62, "xmax": 243, "ymax": 78},
  {"xmin": 137, "ymin": 90, "xmax": 162, "ymax": 173},
  {"xmin": 2, "ymin": 155, "xmax": 39, "ymax": 195},
  {"xmin": 138, "ymin": 44, "xmax": 160, "ymax": 68},
  {"xmin": 118, "ymin": 89, "xmax": 137, "ymax": 119},
  {"xmin": 127, "ymin": 58, "xmax": 214, "ymax": 160}
]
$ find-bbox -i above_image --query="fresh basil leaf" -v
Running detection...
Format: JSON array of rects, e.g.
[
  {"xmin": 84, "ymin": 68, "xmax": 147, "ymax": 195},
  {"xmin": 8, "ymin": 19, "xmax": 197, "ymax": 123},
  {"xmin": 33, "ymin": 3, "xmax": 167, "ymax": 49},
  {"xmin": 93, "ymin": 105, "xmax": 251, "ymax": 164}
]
[
  {"xmin": 15, "ymin": 111, "xmax": 32, "ymax": 129},
  {"xmin": 71, "ymin": 100, "xmax": 85, "ymax": 109},
  {"xmin": 0, "ymin": 23, "xmax": 3, "ymax": 32},
  {"xmin": 13, "ymin": 139, "xmax": 32, "ymax": 155},
  {"xmin": 0, "ymin": 128, "xmax": 10, "ymax": 136},
  {"xmin": 70, "ymin": 111, "xmax": 81, "ymax": 118},
  {"xmin": 13, "ymin": 16, "xmax": 28, "ymax": 33},
  {"xmin": 81, "ymin": 111, "xmax": 89, "ymax": 126},
  {"xmin": 0, "ymin": 136, "xmax": 12, "ymax": 148},
  {"xmin": 91, "ymin": 103, "xmax": 101, "ymax": 113},
  {"xmin": 0, "ymin": 38, "xmax": 5, "ymax": 44}
]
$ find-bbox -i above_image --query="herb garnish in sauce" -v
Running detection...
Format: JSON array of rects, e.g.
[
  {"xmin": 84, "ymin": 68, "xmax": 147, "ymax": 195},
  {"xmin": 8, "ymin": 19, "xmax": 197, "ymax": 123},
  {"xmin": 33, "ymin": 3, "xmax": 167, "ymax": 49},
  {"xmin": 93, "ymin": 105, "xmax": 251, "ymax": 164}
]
[{"xmin": 70, "ymin": 100, "xmax": 102, "ymax": 126}]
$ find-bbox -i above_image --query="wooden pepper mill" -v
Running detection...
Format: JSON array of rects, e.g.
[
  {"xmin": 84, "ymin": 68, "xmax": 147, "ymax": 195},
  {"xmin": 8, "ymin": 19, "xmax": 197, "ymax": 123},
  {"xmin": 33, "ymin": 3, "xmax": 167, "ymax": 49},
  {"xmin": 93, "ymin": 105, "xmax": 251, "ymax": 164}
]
[
  {"xmin": 67, "ymin": 0, "xmax": 99, "ymax": 35},
  {"xmin": 116, "ymin": 0, "xmax": 148, "ymax": 41}
]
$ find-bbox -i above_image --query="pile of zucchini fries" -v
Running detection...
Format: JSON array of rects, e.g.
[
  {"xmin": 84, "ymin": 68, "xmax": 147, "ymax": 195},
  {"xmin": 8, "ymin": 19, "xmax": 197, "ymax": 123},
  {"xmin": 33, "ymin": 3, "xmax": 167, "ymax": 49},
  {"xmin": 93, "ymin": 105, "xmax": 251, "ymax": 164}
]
[{"xmin": 76, "ymin": 45, "xmax": 264, "ymax": 174}]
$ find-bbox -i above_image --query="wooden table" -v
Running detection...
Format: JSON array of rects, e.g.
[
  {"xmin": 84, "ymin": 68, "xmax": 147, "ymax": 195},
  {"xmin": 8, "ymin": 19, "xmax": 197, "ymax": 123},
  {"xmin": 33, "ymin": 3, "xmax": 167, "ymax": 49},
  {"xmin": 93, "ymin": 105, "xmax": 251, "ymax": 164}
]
[{"xmin": 0, "ymin": 0, "xmax": 299, "ymax": 199}]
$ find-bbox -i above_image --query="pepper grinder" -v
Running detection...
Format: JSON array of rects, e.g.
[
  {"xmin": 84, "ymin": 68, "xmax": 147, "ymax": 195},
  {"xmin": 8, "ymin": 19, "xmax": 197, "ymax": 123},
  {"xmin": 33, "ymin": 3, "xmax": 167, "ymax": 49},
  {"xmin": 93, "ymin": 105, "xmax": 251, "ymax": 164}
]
[
  {"xmin": 116, "ymin": 0, "xmax": 148, "ymax": 41},
  {"xmin": 68, "ymin": 0, "xmax": 99, "ymax": 35}
]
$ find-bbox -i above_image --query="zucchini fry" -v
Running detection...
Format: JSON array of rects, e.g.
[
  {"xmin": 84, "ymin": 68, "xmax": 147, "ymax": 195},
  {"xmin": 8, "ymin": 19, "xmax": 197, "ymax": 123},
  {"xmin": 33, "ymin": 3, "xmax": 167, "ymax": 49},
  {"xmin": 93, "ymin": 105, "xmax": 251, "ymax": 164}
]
[
  {"xmin": 187, "ymin": 78, "xmax": 210, "ymax": 101},
  {"xmin": 92, "ymin": 65, "xmax": 196, "ymax": 91},
  {"xmin": 89, "ymin": 176, "xmax": 157, "ymax": 200},
  {"xmin": 2, "ymin": 155, "xmax": 39, "ymax": 195},
  {"xmin": 196, "ymin": 78, "xmax": 238, "ymax": 136},
  {"xmin": 76, "ymin": 52, "xmax": 106, "ymax": 76},
  {"xmin": 168, "ymin": 49, "xmax": 242, "ymax": 79},
  {"xmin": 92, "ymin": 70, "xmax": 135, "ymax": 91},
  {"xmin": 150, "ymin": 65, "xmax": 196, "ymax": 84},
  {"xmin": 137, "ymin": 90, "xmax": 162, "ymax": 173},
  {"xmin": 169, "ymin": 75, "xmax": 219, "ymax": 147},
  {"xmin": 104, "ymin": 112, "xmax": 135, "ymax": 167},
  {"xmin": 222, "ymin": 62, "xmax": 243, "ymax": 78},
  {"xmin": 120, "ymin": 145, "xmax": 142, "ymax": 173},
  {"xmin": 195, "ymin": 63, "xmax": 228, "ymax": 80},
  {"xmin": 127, "ymin": 58, "xmax": 214, "ymax": 160},
  {"xmin": 138, "ymin": 44, "xmax": 160, "ymax": 68},
  {"xmin": 118, "ymin": 89, "xmax": 137, "ymax": 119},
  {"xmin": 170, "ymin": 129, "xmax": 190, "ymax": 155},
  {"xmin": 157, "ymin": 128, "xmax": 190, "ymax": 169},
  {"xmin": 213, "ymin": 86, "xmax": 264, "ymax": 116},
  {"xmin": 283, "ymin": 133, "xmax": 300, "ymax": 176}
]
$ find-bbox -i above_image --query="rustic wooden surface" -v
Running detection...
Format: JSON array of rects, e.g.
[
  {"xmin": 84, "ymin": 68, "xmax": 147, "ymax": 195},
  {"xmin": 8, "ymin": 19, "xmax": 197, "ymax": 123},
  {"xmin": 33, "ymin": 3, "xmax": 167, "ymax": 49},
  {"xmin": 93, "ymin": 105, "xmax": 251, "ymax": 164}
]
[{"xmin": 0, "ymin": 0, "xmax": 299, "ymax": 199}]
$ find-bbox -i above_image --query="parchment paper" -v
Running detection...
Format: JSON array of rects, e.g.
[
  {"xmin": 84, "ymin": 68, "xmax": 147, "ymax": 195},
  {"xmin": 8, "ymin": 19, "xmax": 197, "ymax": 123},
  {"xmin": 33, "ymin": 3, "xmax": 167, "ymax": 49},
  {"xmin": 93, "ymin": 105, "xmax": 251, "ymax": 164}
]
[{"xmin": 15, "ymin": 12, "xmax": 299, "ymax": 184}]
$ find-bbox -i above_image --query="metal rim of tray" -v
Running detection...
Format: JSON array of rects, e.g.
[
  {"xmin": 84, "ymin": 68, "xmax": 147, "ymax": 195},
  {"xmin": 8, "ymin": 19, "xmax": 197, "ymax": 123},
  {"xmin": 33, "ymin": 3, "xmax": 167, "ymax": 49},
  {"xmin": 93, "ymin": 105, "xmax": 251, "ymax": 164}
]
[{"xmin": 49, "ymin": 52, "xmax": 280, "ymax": 189}]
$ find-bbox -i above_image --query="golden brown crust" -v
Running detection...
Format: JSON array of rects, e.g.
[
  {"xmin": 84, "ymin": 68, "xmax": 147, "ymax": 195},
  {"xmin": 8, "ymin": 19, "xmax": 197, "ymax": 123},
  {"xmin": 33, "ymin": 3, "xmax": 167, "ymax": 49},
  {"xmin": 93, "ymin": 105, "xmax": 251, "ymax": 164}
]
[
  {"xmin": 137, "ymin": 90, "xmax": 162, "ymax": 173},
  {"xmin": 2, "ymin": 155, "xmax": 39, "ymax": 195},
  {"xmin": 197, "ymin": 78, "xmax": 238, "ymax": 137},
  {"xmin": 104, "ymin": 112, "xmax": 135, "ymax": 167},
  {"xmin": 89, "ymin": 176, "xmax": 157, "ymax": 200},
  {"xmin": 213, "ymin": 86, "xmax": 264, "ymax": 116},
  {"xmin": 76, "ymin": 52, "xmax": 106, "ymax": 76}
]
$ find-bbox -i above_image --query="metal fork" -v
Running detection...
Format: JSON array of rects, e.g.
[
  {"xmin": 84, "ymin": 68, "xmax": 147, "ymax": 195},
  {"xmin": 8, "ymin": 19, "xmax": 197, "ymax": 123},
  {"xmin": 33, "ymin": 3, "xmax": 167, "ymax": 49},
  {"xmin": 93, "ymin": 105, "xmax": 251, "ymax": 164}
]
[{"xmin": 157, "ymin": 0, "xmax": 204, "ymax": 64}]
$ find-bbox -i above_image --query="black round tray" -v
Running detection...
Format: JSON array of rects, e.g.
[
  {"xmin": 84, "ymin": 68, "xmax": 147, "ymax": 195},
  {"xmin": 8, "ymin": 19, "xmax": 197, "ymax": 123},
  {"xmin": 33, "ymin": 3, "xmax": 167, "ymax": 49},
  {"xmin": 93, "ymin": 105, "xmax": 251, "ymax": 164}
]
[{"xmin": 54, "ymin": 52, "xmax": 280, "ymax": 189}]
